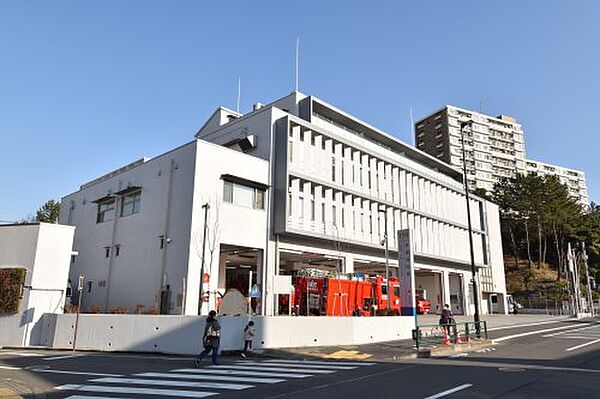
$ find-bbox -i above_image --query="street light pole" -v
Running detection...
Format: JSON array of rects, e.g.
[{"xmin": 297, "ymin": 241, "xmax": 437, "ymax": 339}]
[
  {"xmin": 379, "ymin": 206, "xmax": 390, "ymax": 311},
  {"xmin": 199, "ymin": 202, "xmax": 210, "ymax": 315},
  {"xmin": 582, "ymin": 242, "xmax": 594, "ymax": 316},
  {"xmin": 460, "ymin": 120, "xmax": 481, "ymax": 336}
]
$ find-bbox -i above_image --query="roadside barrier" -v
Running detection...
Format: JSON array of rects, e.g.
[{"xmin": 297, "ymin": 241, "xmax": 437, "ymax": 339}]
[{"xmin": 412, "ymin": 321, "xmax": 488, "ymax": 349}]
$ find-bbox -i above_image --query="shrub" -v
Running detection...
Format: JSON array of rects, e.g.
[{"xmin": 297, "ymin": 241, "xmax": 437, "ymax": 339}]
[{"xmin": 0, "ymin": 268, "xmax": 26, "ymax": 314}]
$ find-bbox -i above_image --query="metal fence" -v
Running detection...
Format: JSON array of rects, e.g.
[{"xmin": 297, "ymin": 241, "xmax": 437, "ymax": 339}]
[{"xmin": 413, "ymin": 321, "xmax": 488, "ymax": 349}]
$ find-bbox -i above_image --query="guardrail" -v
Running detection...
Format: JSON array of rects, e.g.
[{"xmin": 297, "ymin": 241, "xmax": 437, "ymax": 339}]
[{"xmin": 412, "ymin": 321, "xmax": 488, "ymax": 349}]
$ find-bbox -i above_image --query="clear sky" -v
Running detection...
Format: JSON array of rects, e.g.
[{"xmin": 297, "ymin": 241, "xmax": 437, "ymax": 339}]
[{"xmin": 1, "ymin": 1, "xmax": 598, "ymax": 221}]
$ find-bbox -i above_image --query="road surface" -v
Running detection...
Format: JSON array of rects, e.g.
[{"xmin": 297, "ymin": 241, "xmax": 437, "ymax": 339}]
[{"xmin": 1, "ymin": 318, "xmax": 599, "ymax": 398}]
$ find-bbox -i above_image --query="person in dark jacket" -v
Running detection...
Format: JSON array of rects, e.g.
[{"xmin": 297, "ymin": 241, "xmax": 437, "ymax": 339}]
[
  {"xmin": 194, "ymin": 310, "xmax": 221, "ymax": 366},
  {"xmin": 439, "ymin": 304, "xmax": 455, "ymax": 334}
]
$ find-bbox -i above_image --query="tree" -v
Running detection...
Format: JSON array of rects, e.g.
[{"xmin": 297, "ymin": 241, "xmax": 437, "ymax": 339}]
[{"xmin": 36, "ymin": 199, "xmax": 60, "ymax": 223}]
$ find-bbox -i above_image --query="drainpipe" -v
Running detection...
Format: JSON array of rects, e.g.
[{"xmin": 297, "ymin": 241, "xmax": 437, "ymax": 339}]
[
  {"xmin": 158, "ymin": 159, "xmax": 176, "ymax": 314},
  {"xmin": 104, "ymin": 186, "xmax": 121, "ymax": 313}
]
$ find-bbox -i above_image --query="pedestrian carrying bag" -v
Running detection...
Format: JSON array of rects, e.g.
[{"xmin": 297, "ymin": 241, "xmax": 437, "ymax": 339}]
[{"xmin": 206, "ymin": 324, "xmax": 220, "ymax": 339}]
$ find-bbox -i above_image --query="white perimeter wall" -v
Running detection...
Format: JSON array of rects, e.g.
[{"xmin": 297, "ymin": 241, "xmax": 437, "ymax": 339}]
[
  {"xmin": 0, "ymin": 223, "xmax": 74, "ymax": 346},
  {"xmin": 37, "ymin": 314, "xmax": 414, "ymax": 354}
]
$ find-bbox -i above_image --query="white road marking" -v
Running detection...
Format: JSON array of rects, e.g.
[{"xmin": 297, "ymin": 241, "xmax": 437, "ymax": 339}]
[
  {"xmin": 235, "ymin": 361, "xmax": 356, "ymax": 370},
  {"xmin": 494, "ymin": 324, "xmax": 589, "ymax": 342},
  {"xmin": 423, "ymin": 383, "xmax": 474, "ymax": 399},
  {"xmin": 542, "ymin": 324, "xmax": 600, "ymax": 337},
  {"xmin": 450, "ymin": 353, "xmax": 469, "ymax": 358},
  {"xmin": 43, "ymin": 354, "xmax": 82, "ymax": 361},
  {"xmin": 91, "ymin": 377, "xmax": 253, "ymax": 390},
  {"xmin": 565, "ymin": 338, "xmax": 600, "ymax": 352},
  {"xmin": 487, "ymin": 319, "xmax": 569, "ymax": 331},
  {"xmin": 0, "ymin": 351, "xmax": 42, "ymax": 357},
  {"xmin": 56, "ymin": 384, "xmax": 216, "ymax": 398},
  {"xmin": 267, "ymin": 359, "xmax": 376, "ymax": 366},
  {"xmin": 136, "ymin": 372, "xmax": 284, "ymax": 384},
  {"xmin": 208, "ymin": 364, "xmax": 334, "ymax": 374},
  {"xmin": 0, "ymin": 365, "xmax": 21, "ymax": 370},
  {"xmin": 65, "ymin": 396, "xmax": 129, "ymax": 399},
  {"xmin": 174, "ymin": 368, "xmax": 312, "ymax": 379},
  {"xmin": 32, "ymin": 368, "xmax": 123, "ymax": 377}
]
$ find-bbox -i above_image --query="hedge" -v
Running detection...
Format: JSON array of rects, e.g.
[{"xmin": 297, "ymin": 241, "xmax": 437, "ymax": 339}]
[{"xmin": 0, "ymin": 268, "xmax": 26, "ymax": 314}]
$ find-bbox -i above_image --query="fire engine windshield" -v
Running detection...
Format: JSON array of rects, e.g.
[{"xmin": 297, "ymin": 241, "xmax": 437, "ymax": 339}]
[
  {"xmin": 381, "ymin": 284, "xmax": 388, "ymax": 295},
  {"xmin": 394, "ymin": 286, "xmax": 400, "ymax": 298}
]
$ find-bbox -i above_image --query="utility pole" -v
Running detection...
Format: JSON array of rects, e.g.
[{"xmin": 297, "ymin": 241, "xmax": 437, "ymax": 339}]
[
  {"xmin": 582, "ymin": 242, "xmax": 594, "ymax": 316},
  {"xmin": 460, "ymin": 120, "xmax": 481, "ymax": 337},
  {"xmin": 199, "ymin": 203, "xmax": 210, "ymax": 315},
  {"xmin": 378, "ymin": 206, "xmax": 390, "ymax": 311}
]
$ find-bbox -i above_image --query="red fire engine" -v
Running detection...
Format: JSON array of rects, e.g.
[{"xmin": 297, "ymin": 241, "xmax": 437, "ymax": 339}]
[{"xmin": 288, "ymin": 275, "xmax": 401, "ymax": 316}]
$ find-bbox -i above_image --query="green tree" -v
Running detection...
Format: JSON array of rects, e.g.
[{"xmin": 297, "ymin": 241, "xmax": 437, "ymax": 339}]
[{"xmin": 35, "ymin": 199, "xmax": 60, "ymax": 223}]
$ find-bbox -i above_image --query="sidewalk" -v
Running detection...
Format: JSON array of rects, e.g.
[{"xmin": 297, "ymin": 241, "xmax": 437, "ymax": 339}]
[{"xmin": 262, "ymin": 314, "xmax": 571, "ymax": 362}]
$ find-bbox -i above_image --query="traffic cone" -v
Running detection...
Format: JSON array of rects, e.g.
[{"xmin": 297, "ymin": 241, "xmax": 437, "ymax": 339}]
[{"xmin": 442, "ymin": 329, "xmax": 451, "ymax": 345}]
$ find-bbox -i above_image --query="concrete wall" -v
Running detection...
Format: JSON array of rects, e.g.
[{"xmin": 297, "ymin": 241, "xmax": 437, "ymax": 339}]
[
  {"xmin": 37, "ymin": 314, "xmax": 414, "ymax": 354},
  {"xmin": 0, "ymin": 223, "xmax": 75, "ymax": 346}
]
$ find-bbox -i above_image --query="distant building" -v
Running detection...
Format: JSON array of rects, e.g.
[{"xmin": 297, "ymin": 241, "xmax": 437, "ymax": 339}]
[
  {"xmin": 415, "ymin": 105, "xmax": 526, "ymax": 192},
  {"xmin": 415, "ymin": 105, "xmax": 589, "ymax": 205},
  {"xmin": 526, "ymin": 160, "xmax": 589, "ymax": 204}
]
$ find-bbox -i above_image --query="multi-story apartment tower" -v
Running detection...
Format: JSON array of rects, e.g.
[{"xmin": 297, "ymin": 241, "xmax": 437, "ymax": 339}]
[
  {"xmin": 526, "ymin": 160, "xmax": 589, "ymax": 205},
  {"xmin": 415, "ymin": 105, "xmax": 590, "ymax": 205},
  {"xmin": 415, "ymin": 106, "xmax": 527, "ymax": 191}
]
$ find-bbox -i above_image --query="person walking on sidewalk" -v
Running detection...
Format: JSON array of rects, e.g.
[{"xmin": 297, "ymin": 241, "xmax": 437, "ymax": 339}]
[
  {"xmin": 194, "ymin": 310, "xmax": 221, "ymax": 366},
  {"xmin": 241, "ymin": 320, "xmax": 256, "ymax": 358}
]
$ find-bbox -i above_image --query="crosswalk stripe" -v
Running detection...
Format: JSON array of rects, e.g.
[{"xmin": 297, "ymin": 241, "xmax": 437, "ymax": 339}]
[
  {"xmin": 136, "ymin": 372, "xmax": 284, "ymax": 384},
  {"xmin": 208, "ymin": 365, "xmax": 334, "ymax": 374},
  {"xmin": 267, "ymin": 359, "xmax": 376, "ymax": 366},
  {"xmin": 56, "ymin": 384, "xmax": 216, "ymax": 398},
  {"xmin": 235, "ymin": 361, "xmax": 356, "ymax": 370},
  {"xmin": 65, "ymin": 396, "xmax": 129, "ymax": 399},
  {"xmin": 91, "ymin": 377, "xmax": 253, "ymax": 390},
  {"xmin": 173, "ymin": 368, "xmax": 312, "ymax": 379}
]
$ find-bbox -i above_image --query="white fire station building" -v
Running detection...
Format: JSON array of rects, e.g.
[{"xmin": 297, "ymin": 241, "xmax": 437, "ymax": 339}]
[{"xmin": 59, "ymin": 92, "xmax": 508, "ymax": 317}]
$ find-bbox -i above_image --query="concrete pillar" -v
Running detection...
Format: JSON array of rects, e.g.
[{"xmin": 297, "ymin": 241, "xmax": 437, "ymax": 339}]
[
  {"xmin": 462, "ymin": 272, "xmax": 472, "ymax": 316},
  {"xmin": 345, "ymin": 254, "xmax": 355, "ymax": 274},
  {"xmin": 442, "ymin": 270, "xmax": 451, "ymax": 310}
]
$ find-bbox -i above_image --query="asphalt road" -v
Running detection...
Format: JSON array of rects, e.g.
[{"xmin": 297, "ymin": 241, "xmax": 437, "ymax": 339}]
[{"xmin": 1, "ymin": 318, "xmax": 600, "ymax": 399}]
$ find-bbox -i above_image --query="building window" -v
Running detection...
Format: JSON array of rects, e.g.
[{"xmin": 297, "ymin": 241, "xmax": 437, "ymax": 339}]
[
  {"xmin": 331, "ymin": 157, "xmax": 336, "ymax": 182},
  {"xmin": 96, "ymin": 199, "xmax": 115, "ymax": 223},
  {"xmin": 299, "ymin": 197, "xmax": 305, "ymax": 219},
  {"xmin": 114, "ymin": 245, "xmax": 121, "ymax": 257},
  {"xmin": 159, "ymin": 235, "xmax": 165, "ymax": 249},
  {"xmin": 223, "ymin": 181, "xmax": 265, "ymax": 210},
  {"xmin": 288, "ymin": 140, "xmax": 293, "ymax": 162},
  {"xmin": 332, "ymin": 205, "xmax": 337, "ymax": 226},
  {"xmin": 341, "ymin": 160, "xmax": 345, "ymax": 185},
  {"xmin": 341, "ymin": 208, "xmax": 345, "ymax": 228},
  {"xmin": 310, "ymin": 199, "xmax": 315, "ymax": 221},
  {"xmin": 321, "ymin": 203, "xmax": 326, "ymax": 223},
  {"xmin": 104, "ymin": 247, "xmax": 110, "ymax": 258},
  {"xmin": 288, "ymin": 193, "xmax": 293, "ymax": 216},
  {"xmin": 120, "ymin": 190, "xmax": 142, "ymax": 217}
]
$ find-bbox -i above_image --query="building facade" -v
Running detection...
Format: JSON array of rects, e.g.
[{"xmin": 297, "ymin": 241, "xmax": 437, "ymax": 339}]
[
  {"xmin": 60, "ymin": 92, "xmax": 508, "ymax": 317},
  {"xmin": 415, "ymin": 105, "xmax": 527, "ymax": 192},
  {"xmin": 526, "ymin": 159, "xmax": 589, "ymax": 204},
  {"xmin": 415, "ymin": 105, "xmax": 589, "ymax": 205}
]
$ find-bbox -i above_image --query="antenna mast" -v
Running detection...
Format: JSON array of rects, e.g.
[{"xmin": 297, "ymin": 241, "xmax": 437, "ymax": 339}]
[
  {"xmin": 409, "ymin": 107, "xmax": 415, "ymax": 144},
  {"xmin": 295, "ymin": 37, "xmax": 299, "ymax": 92},
  {"xmin": 236, "ymin": 77, "xmax": 241, "ymax": 114}
]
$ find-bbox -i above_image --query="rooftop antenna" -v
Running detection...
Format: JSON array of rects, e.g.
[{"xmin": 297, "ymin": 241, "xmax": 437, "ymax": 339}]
[
  {"xmin": 409, "ymin": 107, "xmax": 415, "ymax": 144},
  {"xmin": 236, "ymin": 77, "xmax": 241, "ymax": 114},
  {"xmin": 294, "ymin": 37, "xmax": 300, "ymax": 92}
]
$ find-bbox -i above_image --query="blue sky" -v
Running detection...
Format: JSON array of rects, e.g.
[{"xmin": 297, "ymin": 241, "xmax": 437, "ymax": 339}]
[{"xmin": 1, "ymin": 1, "xmax": 598, "ymax": 221}]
